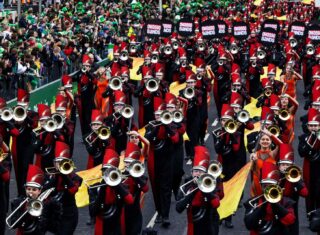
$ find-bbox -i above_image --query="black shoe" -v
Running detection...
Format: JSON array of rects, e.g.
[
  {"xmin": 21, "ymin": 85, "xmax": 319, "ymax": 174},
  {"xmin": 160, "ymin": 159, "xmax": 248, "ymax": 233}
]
[
  {"xmin": 224, "ymin": 220, "xmax": 234, "ymax": 229},
  {"xmin": 162, "ymin": 217, "xmax": 171, "ymax": 228},
  {"xmin": 86, "ymin": 217, "xmax": 95, "ymax": 226},
  {"xmin": 155, "ymin": 214, "xmax": 163, "ymax": 223}
]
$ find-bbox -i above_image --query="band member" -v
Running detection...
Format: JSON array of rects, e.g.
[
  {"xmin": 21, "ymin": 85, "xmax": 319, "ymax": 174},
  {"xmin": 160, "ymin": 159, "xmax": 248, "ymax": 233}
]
[
  {"xmin": 212, "ymin": 104, "xmax": 240, "ymax": 228},
  {"xmin": 176, "ymin": 146, "xmax": 221, "ymax": 235},
  {"xmin": 84, "ymin": 109, "xmax": 115, "ymax": 169},
  {"xmin": 298, "ymin": 108, "xmax": 320, "ymax": 216},
  {"xmin": 278, "ymin": 143, "xmax": 308, "ymax": 235},
  {"xmin": 144, "ymin": 97, "xmax": 179, "ymax": 227},
  {"xmin": 11, "ymin": 89, "xmax": 37, "ymax": 196},
  {"xmin": 0, "ymin": 137, "xmax": 10, "ymax": 235},
  {"xmin": 249, "ymin": 110, "xmax": 283, "ymax": 197},
  {"xmin": 60, "ymin": 75, "xmax": 77, "ymax": 123},
  {"xmin": 91, "ymin": 149, "xmax": 134, "ymax": 235},
  {"xmin": 122, "ymin": 142, "xmax": 149, "ymax": 235},
  {"xmin": 256, "ymin": 78, "xmax": 274, "ymax": 108},
  {"xmin": 179, "ymin": 70, "xmax": 202, "ymax": 160},
  {"xmin": 9, "ymin": 165, "xmax": 50, "ymax": 235},
  {"xmin": 244, "ymin": 162, "xmax": 296, "ymax": 235},
  {"xmin": 44, "ymin": 141, "xmax": 82, "ymax": 235},
  {"xmin": 54, "ymin": 94, "xmax": 76, "ymax": 156},
  {"xmin": 165, "ymin": 92, "xmax": 186, "ymax": 199},
  {"xmin": 267, "ymin": 63, "xmax": 284, "ymax": 96},
  {"xmin": 73, "ymin": 54, "xmax": 96, "ymax": 137}
]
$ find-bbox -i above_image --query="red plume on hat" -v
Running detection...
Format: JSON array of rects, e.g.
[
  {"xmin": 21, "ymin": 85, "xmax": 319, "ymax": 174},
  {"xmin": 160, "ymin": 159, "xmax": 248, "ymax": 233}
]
[
  {"xmin": 170, "ymin": 32, "xmax": 178, "ymax": 41},
  {"xmin": 37, "ymin": 104, "xmax": 51, "ymax": 120},
  {"xmin": 177, "ymin": 47, "xmax": 187, "ymax": 58},
  {"xmin": 267, "ymin": 63, "xmax": 276, "ymax": 76},
  {"xmin": 82, "ymin": 54, "xmax": 91, "ymax": 65},
  {"xmin": 312, "ymin": 80, "xmax": 320, "ymax": 93},
  {"xmin": 185, "ymin": 69, "xmax": 196, "ymax": 81},
  {"xmin": 165, "ymin": 92, "xmax": 177, "ymax": 107},
  {"xmin": 261, "ymin": 78, "xmax": 272, "ymax": 88},
  {"xmin": 196, "ymin": 32, "xmax": 203, "ymax": 42},
  {"xmin": 111, "ymin": 63, "xmax": 121, "ymax": 77},
  {"xmin": 261, "ymin": 106, "xmax": 274, "ymax": 125},
  {"xmin": 114, "ymin": 90, "xmax": 126, "ymax": 104},
  {"xmin": 62, "ymin": 75, "xmax": 72, "ymax": 88},
  {"xmin": 312, "ymin": 65, "xmax": 320, "ymax": 79},
  {"xmin": 120, "ymin": 42, "xmax": 128, "ymax": 52},
  {"xmin": 221, "ymin": 104, "xmax": 234, "ymax": 119},
  {"xmin": 17, "ymin": 89, "xmax": 30, "ymax": 105},
  {"xmin": 269, "ymin": 94, "xmax": 280, "ymax": 110},
  {"xmin": 163, "ymin": 37, "xmax": 171, "ymax": 46},
  {"xmin": 55, "ymin": 141, "xmax": 71, "ymax": 159},
  {"xmin": 279, "ymin": 144, "xmax": 294, "ymax": 164},
  {"xmin": 194, "ymin": 57, "xmax": 205, "ymax": 72},
  {"xmin": 124, "ymin": 142, "xmax": 141, "ymax": 162},
  {"xmin": 151, "ymin": 43, "xmax": 159, "ymax": 54},
  {"xmin": 154, "ymin": 97, "xmax": 165, "ymax": 114},
  {"xmin": 312, "ymin": 90, "xmax": 320, "ymax": 105},
  {"xmin": 0, "ymin": 97, "xmax": 6, "ymax": 110},
  {"xmin": 121, "ymin": 66, "xmax": 130, "ymax": 77},
  {"xmin": 231, "ymin": 63, "xmax": 240, "ymax": 75},
  {"xmin": 193, "ymin": 146, "xmax": 210, "ymax": 172},
  {"xmin": 129, "ymin": 35, "xmax": 137, "ymax": 44},
  {"xmin": 142, "ymin": 66, "xmax": 153, "ymax": 78},
  {"xmin": 25, "ymin": 164, "xmax": 44, "ymax": 188},
  {"xmin": 261, "ymin": 161, "xmax": 280, "ymax": 184},
  {"xmin": 155, "ymin": 63, "xmax": 164, "ymax": 76},
  {"xmin": 230, "ymin": 92, "xmax": 243, "ymax": 108},
  {"xmin": 91, "ymin": 109, "xmax": 103, "ymax": 124},
  {"xmin": 55, "ymin": 94, "xmax": 67, "ymax": 111},
  {"xmin": 143, "ymin": 50, "xmax": 151, "ymax": 59},
  {"xmin": 231, "ymin": 73, "xmax": 241, "ymax": 84},
  {"xmin": 249, "ymin": 44, "xmax": 257, "ymax": 59},
  {"xmin": 103, "ymin": 149, "xmax": 119, "ymax": 168},
  {"xmin": 113, "ymin": 44, "xmax": 120, "ymax": 55},
  {"xmin": 308, "ymin": 108, "xmax": 320, "ymax": 125}
]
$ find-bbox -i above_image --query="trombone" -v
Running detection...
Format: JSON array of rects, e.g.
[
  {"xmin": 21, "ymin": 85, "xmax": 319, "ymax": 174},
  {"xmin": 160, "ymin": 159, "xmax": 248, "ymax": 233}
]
[
  {"xmin": 121, "ymin": 105, "xmax": 134, "ymax": 119},
  {"xmin": 264, "ymin": 88, "xmax": 273, "ymax": 97},
  {"xmin": 278, "ymin": 109, "xmax": 290, "ymax": 121},
  {"xmin": 6, "ymin": 188, "xmax": 55, "ymax": 229},
  {"xmin": 52, "ymin": 113, "xmax": 65, "ymax": 129},
  {"xmin": 146, "ymin": 78, "xmax": 160, "ymax": 92},
  {"xmin": 183, "ymin": 87, "xmax": 195, "ymax": 99},
  {"xmin": 284, "ymin": 165, "xmax": 301, "ymax": 183},
  {"xmin": 267, "ymin": 125, "xmax": 280, "ymax": 137},
  {"xmin": 180, "ymin": 173, "xmax": 216, "ymax": 196},
  {"xmin": 32, "ymin": 118, "xmax": 57, "ymax": 136},
  {"xmin": 126, "ymin": 160, "xmax": 145, "ymax": 178},
  {"xmin": 85, "ymin": 126, "xmax": 111, "ymax": 145},
  {"xmin": 237, "ymin": 110, "xmax": 250, "ymax": 123},
  {"xmin": 257, "ymin": 49, "xmax": 266, "ymax": 59},
  {"xmin": 208, "ymin": 160, "xmax": 222, "ymax": 178},
  {"xmin": 173, "ymin": 110, "xmax": 183, "ymax": 123},
  {"xmin": 160, "ymin": 110, "xmax": 173, "ymax": 125},
  {"xmin": 85, "ymin": 167, "xmax": 122, "ymax": 189},
  {"xmin": 306, "ymin": 45, "xmax": 315, "ymax": 55},
  {"xmin": 224, "ymin": 119, "xmax": 238, "ymax": 134},
  {"xmin": 248, "ymin": 184, "xmax": 283, "ymax": 208},
  {"xmin": 45, "ymin": 159, "xmax": 76, "ymax": 175},
  {"xmin": 306, "ymin": 131, "xmax": 320, "ymax": 148},
  {"xmin": 109, "ymin": 76, "xmax": 122, "ymax": 91}
]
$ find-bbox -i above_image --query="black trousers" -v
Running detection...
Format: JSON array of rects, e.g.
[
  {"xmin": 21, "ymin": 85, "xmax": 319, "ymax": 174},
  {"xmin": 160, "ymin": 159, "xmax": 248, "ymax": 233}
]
[{"xmin": 57, "ymin": 205, "xmax": 78, "ymax": 235}]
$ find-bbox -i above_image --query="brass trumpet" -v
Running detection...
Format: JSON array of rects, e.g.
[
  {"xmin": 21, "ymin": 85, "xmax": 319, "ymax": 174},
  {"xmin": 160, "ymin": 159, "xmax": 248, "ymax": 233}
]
[
  {"xmin": 285, "ymin": 165, "xmax": 301, "ymax": 183},
  {"xmin": 183, "ymin": 87, "xmax": 195, "ymax": 99},
  {"xmin": 264, "ymin": 88, "xmax": 272, "ymax": 97},
  {"xmin": 151, "ymin": 54, "xmax": 159, "ymax": 64},
  {"xmin": 120, "ymin": 51, "xmax": 129, "ymax": 61},
  {"xmin": 85, "ymin": 126, "xmax": 111, "ymax": 145},
  {"xmin": 43, "ymin": 118, "xmax": 57, "ymax": 132},
  {"xmin": 164, "ymin": 45, "xmax": 173, "ymax": 55},
  {"xmin": 129, "ymin": 44, "xmax": 137, "ymax": 53},
  {"xmin": 109, "ymin": 76, "xmax": 122, "ymax": 90},
  {"xmin": 208, "ymin": 160, "xmax": 222, "ymax": 178},
  {"xmin": 289, "ymin": 38, "xmax": 298, "ymax": 48},
  {"xmin": 45, "ymin": 159, "xmax": 75, "ymax": 175},
  {"xmin": 230, "ymin": 45, "xmax": 239, "ymax": 54},
  {"xmin": 279, "ymin": 109, "xmax": 290, "ymax": 121},
  {"xmin": 160, "ymin": 110, "xmax": 173, "ymax": 125},
  {"xmin": 306, "ymin": 45, "xmax": 315, "ymax": 55},
  {"xmin": 0, "ymin": 107, "xmax": 13, "ymax": 121},
  {"xmin": 257, "ymin": 49, "xmax": 266, "ymax": 59},
  {"xmin": 6, "ymin": 188, "xmax": 55, "ymax": 229},
  {"xmin": 180, "ymin": 173, "xmax": 216, "ymax": 196},
  {"xmin": 197, "ymin": 43, "xmax": 206, "ymax": 51},
  {"xmin": 172, "ymin": 41, "xmax": 179, "ymax": 50},
  {"xmin": 251, "ymin": 60, "xmax": 257, "ymax": 67},
  {"xmin": 248, "ymin": 184, "xmax": 283, "ymax": 208},
  {"xmin": 146, "ymin": 78, "xmax": 159, "ymax": 92},
  {"xmin": 267, "ymin": 125, "xmax": 280, "ymax": 137},
  {"xmin": 52, "ymin": 113, "xmax": 65, "ymax": 129}
]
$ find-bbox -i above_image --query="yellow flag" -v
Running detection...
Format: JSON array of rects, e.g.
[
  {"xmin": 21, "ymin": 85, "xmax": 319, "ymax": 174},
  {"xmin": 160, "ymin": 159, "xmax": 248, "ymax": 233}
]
[
  {"xmin": 130, "ymin": 57, "xmax": 144, "ymax": 81},
  {"xmin": 217, "ymin": 162, "xmax": 252, "ymax": 219}
]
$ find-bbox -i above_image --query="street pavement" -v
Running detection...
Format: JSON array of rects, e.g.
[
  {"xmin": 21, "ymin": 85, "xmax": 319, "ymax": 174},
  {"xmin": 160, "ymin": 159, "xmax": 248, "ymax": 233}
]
[{"xmin": 5, "ymin": 76, "xmax": 316, "ymax": 235}]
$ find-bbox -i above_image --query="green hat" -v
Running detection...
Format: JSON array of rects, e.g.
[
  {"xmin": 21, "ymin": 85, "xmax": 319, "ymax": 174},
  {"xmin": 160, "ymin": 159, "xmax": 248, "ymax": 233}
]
[
  {"xmin": 98, "ymin": 15, "xmax": 105, "ymax": 23},
  {"xmin": 36, "ymin": 43, "xmax": 43, "ymax": 50},
  {"xmin": 61, "ymin": 7, "xmax": 68, "ymax": 12}
]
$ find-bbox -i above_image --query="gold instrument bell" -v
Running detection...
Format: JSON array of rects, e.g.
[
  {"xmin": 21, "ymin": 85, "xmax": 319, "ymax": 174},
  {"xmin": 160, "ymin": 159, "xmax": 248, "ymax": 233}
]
[
  {"xmin": 285, "ymin": 165, "xmax": 301, "ymax": 183},
  {"xmin": 267, "ymin": 125, "xmax": 280, "ymax": 137},
  {"xmin": 45, "ymin": 159, "xmax": 76, "ymax": 175},
  {"xmin": 0, "ymin": 148, "xmax": 8, "ymax": 162}
]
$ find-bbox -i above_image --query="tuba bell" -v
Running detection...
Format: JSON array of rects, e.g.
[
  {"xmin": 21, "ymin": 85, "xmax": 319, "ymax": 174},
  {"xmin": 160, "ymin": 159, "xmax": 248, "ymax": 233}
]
[
  {"xmin": 237, "ymin": 110, "xmax": 250, "ymax": 123},
  {"xmin": 224, "ymin": 119, "xmax": 238, "ymax": 134},
  {"xmin": 1, "ymin": 107, "xmax": 13, "ymax": 121},
  {"xmin": 267, "ymin": 125, "xmax": 280, "ymax": 137},
  {"xmin": 285, "ymin": 165, "xmax": 301, "ymax": 183},
  {"xmin": 160, "ymin": 110, "xmax": 173, "ymax": 125},
  {"xmin": 279, "ymin": 109, "xmax": 290, "ymax": 121},
  {"xmin": 127, "ymin": 160, "xmax": 145, "ymax": 178},
  {"xmin": 208, "ymin": 160, "xmax": 222, "ymax": 178},
  {"xmin": 13, "ymin": 106, "xmax": 27, "ymax": 122},
  {"xmin": 257, "ymin": 49, "xmax": 266, "ymax": 59},
  {"xmin": 173, "ymin": 110, "xmax": 183, "ymax": 123},
  {"xmin": 109, "ymin": 76, "xmax": 122, "ymax": 90},
  {"xmin": 121, "ymin": 105, "xmax": 134, "ymax": 119},
  {"xmin": 146, "ymin": 78, "xmax": 159, "ymax": 92},
  {"xmin": 183, "ymin": 87, "xmax": 195, "ymax": 99},
  {"xmin": 306, "ymin": 45, "xmax": 315, "ymax": 55}
]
